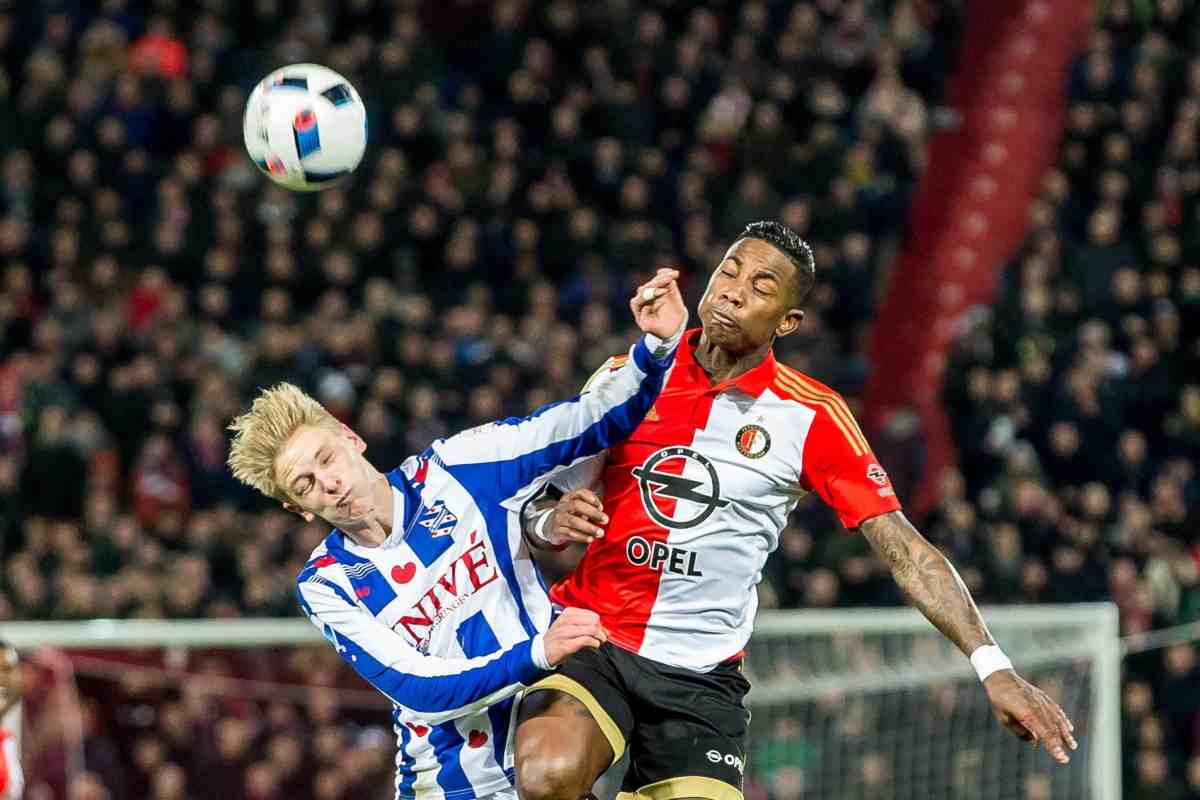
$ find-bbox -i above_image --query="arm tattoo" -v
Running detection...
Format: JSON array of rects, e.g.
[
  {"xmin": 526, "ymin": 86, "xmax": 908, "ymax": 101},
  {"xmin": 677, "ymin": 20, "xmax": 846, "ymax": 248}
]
[{"xmin": 859, "ymin": 511, "xmax": 994, "ymax": 656}]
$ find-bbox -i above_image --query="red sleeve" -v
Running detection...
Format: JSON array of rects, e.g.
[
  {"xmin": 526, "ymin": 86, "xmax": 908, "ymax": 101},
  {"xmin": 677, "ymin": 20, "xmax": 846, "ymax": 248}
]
[{"xmin": 800, "ymin": 405, "xmax": 902, "ymax": 530}]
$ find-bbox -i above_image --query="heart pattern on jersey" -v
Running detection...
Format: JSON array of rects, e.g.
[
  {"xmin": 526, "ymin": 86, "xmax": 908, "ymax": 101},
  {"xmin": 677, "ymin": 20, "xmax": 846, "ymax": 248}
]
[
  {"xmin": 406, "ymin": 722, "xmax": 429, "ymax": 737},
  {"xmin": 467, "ymin": 730, "xmax": 488, "ymax": 748},
  {"xmin": 355, "ymin": 586, "xmax": 371, "ymax": 598},
  {"xmin": 391, "ymin": 563, "xmax": 416, "ymax": 584}
]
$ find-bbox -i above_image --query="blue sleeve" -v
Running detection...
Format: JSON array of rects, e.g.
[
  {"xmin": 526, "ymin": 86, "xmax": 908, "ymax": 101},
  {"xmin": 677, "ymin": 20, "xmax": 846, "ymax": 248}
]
[
  {"xmin": 297, "ymin": 573, "xmax": 547, "ymax": 724},
  {"xmin": 430, "ymin": 332, "xmax": 679, "ymax": 501}
]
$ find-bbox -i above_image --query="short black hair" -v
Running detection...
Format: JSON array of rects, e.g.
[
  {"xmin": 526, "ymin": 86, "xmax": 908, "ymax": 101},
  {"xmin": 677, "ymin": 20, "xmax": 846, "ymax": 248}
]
[{"xmin": 738, "ymin": 220, "xmax": 816, "ymax": 306}]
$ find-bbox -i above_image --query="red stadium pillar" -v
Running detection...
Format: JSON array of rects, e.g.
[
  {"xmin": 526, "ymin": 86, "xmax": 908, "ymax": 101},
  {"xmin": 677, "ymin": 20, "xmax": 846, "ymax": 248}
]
[{"xmin": 863, "ymin": 0, "xmax": 1094, "ymax": 516}]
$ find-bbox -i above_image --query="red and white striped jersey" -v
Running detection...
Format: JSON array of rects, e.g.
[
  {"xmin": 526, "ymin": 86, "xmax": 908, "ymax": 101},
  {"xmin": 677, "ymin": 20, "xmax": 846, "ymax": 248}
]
[
  {"xmin": 548, "ymin": 329, "xmax": 902, "ymax": 671},
  {"xmin": 0, "ymin": 705, "xmax": 22, "ymax": 800}
]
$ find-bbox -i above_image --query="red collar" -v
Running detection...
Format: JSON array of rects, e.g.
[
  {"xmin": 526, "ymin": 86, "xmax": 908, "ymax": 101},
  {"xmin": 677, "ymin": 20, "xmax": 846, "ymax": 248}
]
[{"xmin": 675, "ymin": 328, "xmax": 779, "ymax": 398}]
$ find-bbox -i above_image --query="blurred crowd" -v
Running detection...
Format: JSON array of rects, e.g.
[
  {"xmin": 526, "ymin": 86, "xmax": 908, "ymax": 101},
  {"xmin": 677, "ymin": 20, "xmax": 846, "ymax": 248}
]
[
  {"xmin": 0, "ymin": 0, "xmax": 1192, "ymax": 798},
  {"xmin": 959, "ymin": 1, "xmax": 1200, "ymax": 796},
  {"xmin": 0, "ymin": 0, "xmax": 955, "ymax": 796},
  {"xmin": 16, "ymin": 645, "xmax": 397, "ymax": 800}
]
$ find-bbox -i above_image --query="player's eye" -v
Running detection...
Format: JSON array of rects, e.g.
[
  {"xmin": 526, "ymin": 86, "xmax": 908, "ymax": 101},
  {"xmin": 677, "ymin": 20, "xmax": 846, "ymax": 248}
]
[
  {"xmin": 299, "ymin": 479, "xmax": 313, "ymax": 496},
  {"xmin": 722, "ymin": 269, "xmax": 737, "ymax": 278}
]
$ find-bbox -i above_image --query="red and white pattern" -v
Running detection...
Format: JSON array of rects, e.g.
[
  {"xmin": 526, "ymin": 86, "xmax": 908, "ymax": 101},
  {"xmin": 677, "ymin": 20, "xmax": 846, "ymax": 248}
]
[{"xmin": 549, "ymin": 329, "xmax": 901, "ymax": 671}]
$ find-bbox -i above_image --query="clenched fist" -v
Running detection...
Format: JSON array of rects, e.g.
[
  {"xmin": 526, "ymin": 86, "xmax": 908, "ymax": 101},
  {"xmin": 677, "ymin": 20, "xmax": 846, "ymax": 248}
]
[{"xmin": 632, "ymin": 268, "xmax": 687, "ymax": 341}]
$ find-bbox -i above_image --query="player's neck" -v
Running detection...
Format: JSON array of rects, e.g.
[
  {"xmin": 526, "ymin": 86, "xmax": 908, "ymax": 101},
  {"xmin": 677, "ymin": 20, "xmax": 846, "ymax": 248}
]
[
  {"xmin": 693, "ymin": 334, "xmax": 773, "ymax": 385},
  {"xmin": 340, "ymin": 473, "xmax": 394, "ymax": 547}
]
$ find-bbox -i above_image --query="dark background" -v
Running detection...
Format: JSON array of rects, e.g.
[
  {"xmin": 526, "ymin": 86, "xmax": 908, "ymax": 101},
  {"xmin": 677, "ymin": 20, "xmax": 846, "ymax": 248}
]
[{"xmin": 0, "ymin": 0, "xmax": 1197, "ymax": 798}]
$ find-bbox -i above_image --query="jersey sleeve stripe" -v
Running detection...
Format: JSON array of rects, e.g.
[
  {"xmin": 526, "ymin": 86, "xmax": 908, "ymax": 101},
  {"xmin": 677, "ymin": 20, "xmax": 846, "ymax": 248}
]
[
  {"xmin": 774, "ymin": 377, "xmax": 865, "ymax": 457},
  {"xmin": 776, "ymin": 367, "xmax": 872, "ymax": 448},
  {"xmin": 775, "ymin": 370, "xmax": 869, "ymax": 454},
  {"xmin": 774, "ymin": 372, "xmax": 869, "ymax": 456}
]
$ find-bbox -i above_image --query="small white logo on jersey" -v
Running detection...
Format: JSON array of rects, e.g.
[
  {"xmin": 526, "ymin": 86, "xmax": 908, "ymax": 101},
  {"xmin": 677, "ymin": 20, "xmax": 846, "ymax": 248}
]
[
  {"xmin": 866, "ymin": 463, "xmax": 890, "ymax": 486},
  {"xmin": 706, "ymin": 750, "xmax": 744, "ymax": 773}
]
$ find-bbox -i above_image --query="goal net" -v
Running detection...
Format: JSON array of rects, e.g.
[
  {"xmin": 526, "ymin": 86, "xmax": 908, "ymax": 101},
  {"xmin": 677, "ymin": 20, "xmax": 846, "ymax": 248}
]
[
  {"xmin": 739, "ymin": 604, "xmax": 1121, "ymax": 800},
  {"xmin": 0, "ymin": 605, "xmax": 1119, "ymax": 800}
]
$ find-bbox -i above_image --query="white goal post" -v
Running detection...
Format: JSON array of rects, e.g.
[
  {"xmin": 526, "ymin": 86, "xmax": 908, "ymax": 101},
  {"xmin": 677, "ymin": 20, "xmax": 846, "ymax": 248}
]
[{"xmin": 0, "ymin": 603, "xmax": 1121, "ymax": 800}]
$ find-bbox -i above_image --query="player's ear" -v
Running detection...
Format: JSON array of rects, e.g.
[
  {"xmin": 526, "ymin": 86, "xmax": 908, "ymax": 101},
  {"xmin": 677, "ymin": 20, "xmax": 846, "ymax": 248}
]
[
  {"xmin": 775, "ymin": 308, "xmax": 804, "ymax": 339},
  {"xmin": 340, "ymin": 422, "xmax": 367, "ymax": 453},
  {"xmin": 282, "ymin": 501, "xmax": 315, "ymax": 523}
]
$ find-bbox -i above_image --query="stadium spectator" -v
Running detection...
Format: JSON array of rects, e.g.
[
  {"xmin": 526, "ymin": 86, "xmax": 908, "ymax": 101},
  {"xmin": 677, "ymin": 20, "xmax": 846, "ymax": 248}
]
[{"xmin": 0, "ymin": 0, "xmax": 1194, "ymax": 798}]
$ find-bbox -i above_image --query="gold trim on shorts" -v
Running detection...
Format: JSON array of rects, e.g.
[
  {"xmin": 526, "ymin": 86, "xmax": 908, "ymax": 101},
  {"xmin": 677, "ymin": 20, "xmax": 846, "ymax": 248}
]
[
  {"xmin": 527, "ymin": 673, "xmax": 627, "ymax": 764},
  {"xmin": 635, "ymin": 776, "xmax": 744, "ymax": 800}
]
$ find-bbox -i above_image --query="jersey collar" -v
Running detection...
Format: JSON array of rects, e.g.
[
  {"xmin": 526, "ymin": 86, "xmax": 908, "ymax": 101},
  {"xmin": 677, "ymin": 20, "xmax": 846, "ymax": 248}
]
[{"xmin": 677, "ymin": 327, "xmax": 779, "ymax": 398}]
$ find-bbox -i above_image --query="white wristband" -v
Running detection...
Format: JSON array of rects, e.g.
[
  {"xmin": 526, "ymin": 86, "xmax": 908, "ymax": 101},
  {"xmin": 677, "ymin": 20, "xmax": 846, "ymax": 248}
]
[
  {"xmin": 642, "ymin": 317, "xmax": 687, "ymax": 359},
  {"xmin": 532, "ymin": 507, "xmax": 557, "ymax": 545},
  {"xmin": 530, "ymin": 634, "xmax": 552, "ymax": 671},
  {"xmin": 970, "ymin": 644, "xmax": 1013, "ymax": 682}
]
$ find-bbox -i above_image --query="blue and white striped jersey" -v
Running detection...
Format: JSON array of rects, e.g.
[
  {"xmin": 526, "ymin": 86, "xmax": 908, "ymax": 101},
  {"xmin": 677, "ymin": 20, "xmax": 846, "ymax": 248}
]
[{"xmin": 295, "ymin": 332, "xmax": 679, "ymax": 800}]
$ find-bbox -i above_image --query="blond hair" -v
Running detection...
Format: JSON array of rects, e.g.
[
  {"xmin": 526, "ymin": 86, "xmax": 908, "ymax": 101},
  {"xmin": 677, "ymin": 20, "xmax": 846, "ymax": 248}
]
[{"xmin": 227, "ymin": 382, "xmax": 341, "ymax": 501}]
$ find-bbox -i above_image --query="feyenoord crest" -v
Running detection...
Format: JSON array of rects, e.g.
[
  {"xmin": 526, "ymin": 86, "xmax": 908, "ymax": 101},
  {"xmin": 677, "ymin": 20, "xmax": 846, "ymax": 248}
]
[
  {"xmin": 632, "ymin": 446, "xmax": 730, "ymax": 529},
  {"xmin": 734, "ymin": 424, "xmax": 771, "ymax": 459}
]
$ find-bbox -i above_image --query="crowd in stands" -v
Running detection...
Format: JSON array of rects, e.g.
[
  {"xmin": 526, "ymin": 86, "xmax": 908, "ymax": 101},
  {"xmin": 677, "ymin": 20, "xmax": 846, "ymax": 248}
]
[
  {"xmin": 940, "ymin": 1, "xmax": 1199, "ymax": 797},
  {"xmin": 0, "ymin": 0, "xmax": 1195, "ymax": 798}
]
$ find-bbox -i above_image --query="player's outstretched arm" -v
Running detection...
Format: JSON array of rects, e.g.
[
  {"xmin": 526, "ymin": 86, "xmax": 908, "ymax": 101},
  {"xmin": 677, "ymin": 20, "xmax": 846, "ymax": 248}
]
[
  {"xmin": 297, "ymin": 574, "xmax": 605, "ymax": 725},
  {"xmin": 859, "ymin": 510, "xmax": 1078, "ymax": 765},
  {"xmin": 433, "ymin": 270, "xmax": 686, "ymax": 501}
]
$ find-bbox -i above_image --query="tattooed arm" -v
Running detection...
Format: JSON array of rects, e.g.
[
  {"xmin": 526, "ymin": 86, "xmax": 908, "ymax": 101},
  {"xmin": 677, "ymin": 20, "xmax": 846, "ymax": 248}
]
[
  {"xmin": 858, "ymin": 510, "xmax": 992, "ymax": 655},
  {"xmin": 859, "ymin": 510, "xmax": 1078, "ymax": 764}
]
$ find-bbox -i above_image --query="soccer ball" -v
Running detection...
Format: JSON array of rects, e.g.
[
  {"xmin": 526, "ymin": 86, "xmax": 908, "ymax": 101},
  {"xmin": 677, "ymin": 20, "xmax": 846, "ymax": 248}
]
[{"xmin": 243, "ymin": 63, "xmax": 367, "ymax": 191}]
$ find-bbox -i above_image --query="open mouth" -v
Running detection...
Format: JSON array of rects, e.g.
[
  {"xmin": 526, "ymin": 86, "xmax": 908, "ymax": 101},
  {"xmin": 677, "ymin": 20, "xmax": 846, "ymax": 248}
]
[{"xmin": 337, "ymin": 489, "xmax": 351, "ymax": 510}]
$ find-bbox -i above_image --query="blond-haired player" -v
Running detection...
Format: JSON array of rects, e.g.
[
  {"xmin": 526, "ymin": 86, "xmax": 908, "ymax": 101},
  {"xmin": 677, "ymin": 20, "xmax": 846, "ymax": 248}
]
[{"xmin": 228, "ymin": 271, "xmax": 686, "ymax": 800}]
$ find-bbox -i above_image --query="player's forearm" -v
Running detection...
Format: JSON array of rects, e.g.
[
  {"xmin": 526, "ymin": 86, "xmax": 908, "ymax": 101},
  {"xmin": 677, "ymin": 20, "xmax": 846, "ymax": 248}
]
[{"xmin": 859, "ymin": 511, "xmax": 994, "ymax": 656}]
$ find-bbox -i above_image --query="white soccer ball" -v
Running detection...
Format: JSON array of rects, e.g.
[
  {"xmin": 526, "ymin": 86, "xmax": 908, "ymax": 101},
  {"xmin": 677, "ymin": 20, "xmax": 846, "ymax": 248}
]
[{"xmin": 243, "ymin": 63, "xmax": 367, "ymax": 191}]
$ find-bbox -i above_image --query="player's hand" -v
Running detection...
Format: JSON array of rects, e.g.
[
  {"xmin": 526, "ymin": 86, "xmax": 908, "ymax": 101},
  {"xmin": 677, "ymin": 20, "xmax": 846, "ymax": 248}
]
[
  {"xmin": 631, "ymin": 268, "xmax": 687, "ymax": 341},
  {"xmin": 984, "ymin": 669, "xmax": 1077, "ymax": 764},
  {"xmin": 543, "ymin": 607, "xmax": 608, "ymax": 666},
  {"xmin": 543, "ymin": 489, "xmax": 608, "ymax": 546}
]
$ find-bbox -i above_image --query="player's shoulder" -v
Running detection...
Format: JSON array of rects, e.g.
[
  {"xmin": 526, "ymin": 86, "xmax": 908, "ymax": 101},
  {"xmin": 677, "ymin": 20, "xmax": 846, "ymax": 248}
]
[
  {"xmin": 296, "ymin": 531, "xmax": 343, "ymax": 584},
  {"xmin": 581, "ymin": 352, "xmax": 630, "ymax": 391},
  {"xmin": 770, "ymin": 364, "xmax": 849, "ymax": 410},
  {"xmin": 772, "ymin": 364, "xmax": 873, "ymax": 455}
]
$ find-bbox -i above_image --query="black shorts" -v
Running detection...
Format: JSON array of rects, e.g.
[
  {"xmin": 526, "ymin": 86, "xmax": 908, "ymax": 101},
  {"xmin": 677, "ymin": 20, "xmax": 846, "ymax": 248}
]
[{"xmin": 528, "ymin": 642, "xmax": 750, "ymax": 800}]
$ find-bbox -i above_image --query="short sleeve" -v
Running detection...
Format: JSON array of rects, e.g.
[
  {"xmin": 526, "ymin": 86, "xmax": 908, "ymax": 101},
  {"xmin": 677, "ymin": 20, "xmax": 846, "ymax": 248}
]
[{"xmin": 800, "ymin": 405, "xmax": 902, "ymax": 530}]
